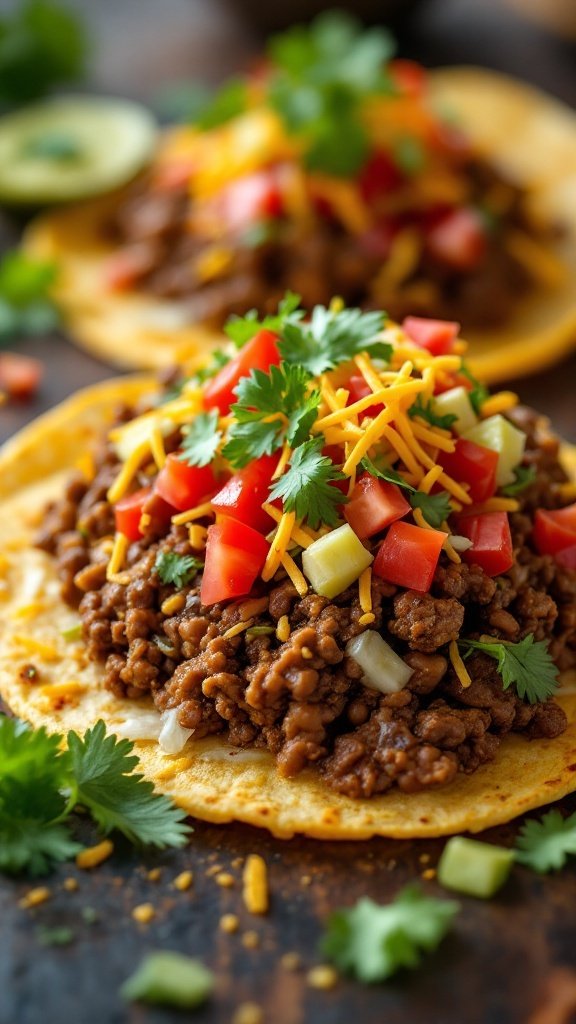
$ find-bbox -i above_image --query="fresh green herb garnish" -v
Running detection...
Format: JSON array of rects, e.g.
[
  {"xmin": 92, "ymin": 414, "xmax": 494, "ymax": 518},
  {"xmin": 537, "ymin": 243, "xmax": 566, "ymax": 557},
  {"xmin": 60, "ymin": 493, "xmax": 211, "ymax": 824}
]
[
  {"xmin": 409, "ymin": 395, "xmax": 457, "ymax": 431},
  {"xmin": 154, "ymin": 551, "xmax": 203, "ymax": 588},
  {"xmin": 393, "ymin": 137, "xmax": 426, "ymax": 176},
  {"xmin": 360, "ymin": 455, "xmax": 452, "ymax": 528},
  {"xmin": 0, "ymin": 251, "xmax": 59, "ymax": 341},
  {"xmin": 245, "ymin": 625, "xmax": 275, "ymax": 638},
  {"xmin": 61, "ymin": 622, "xmax": 82, "ymax": 642},
  {"xmin": 37, "ymin": 925, "xmax": 75, "ymax": 946},
  {"xmin": 269, "ymin": 436, "xmax": 346, "ymax": 530},
  {"xmin": 458, "ymin": 634, "xmax": 558, "ymax": 704},
  {"xmin": 223, "ymin": 363, "xmax": 320, "ymax": 468},
  {"xmin": 121, "ymin": 952, "xmax": 214, "ymax": 1009},
  {"xmin": 179, "ymin": 409, "xmax": 222, "ymax": 467},
  {"xmin": 268, "ymin": 12, "xmax": 394, "ymax": 176},
  {"xmin": 279, "ymin": 306, "xmax": 389, "ymax": 376},
  {"xmin": 0, "ymin": 0, "xmax": 87, "ymax": 105},
  {"xmin": 322, "ymin": 886, "xmax": 459, "ymax": 982},
  {"xmin": 195, "ymin": 78, "xmax": 248, "ymax": 130},
  {"xmin": 515, "ymin": 810, "xmax": 576, "ymax": 873},
  {"xmin": 501, "ymin": 464, "xmax": 536, "ymax": 496},
  {"xmin": 224, "ymin": 291, "xmax": 302, "ymax": 348},
  {"xmin": 459, "ymin": 363, "xmax": 489, "ymax": 416},
  {"xmin": 0, "ymin": 717, "xmax": 190, "ymax": 875}
]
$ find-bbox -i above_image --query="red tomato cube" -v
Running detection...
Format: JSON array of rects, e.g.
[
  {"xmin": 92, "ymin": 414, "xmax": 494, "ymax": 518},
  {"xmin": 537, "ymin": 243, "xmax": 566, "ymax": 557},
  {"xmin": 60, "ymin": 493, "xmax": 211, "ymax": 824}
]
[
  {"xmin": 154, "ymin": 453, "xmax": 218, "ymax": 512},
  {"xmin": 458, "ymin": 512, "xmax": 514, "ymax": 576},
  {"xmin": 344, "ymin": 473, "xmax": 410, "ymax": 539},
  {"xmin": 439, "ymin": 439, "xmax": 498, "ymax": 504},
  {"xmin": 203, "ymin": 328, "xmax": 281, "ymax": 415},
  {"xmin": 373, "ymin": 520, "xmax": 445, "ymax": 592},
  {"xmin": 402, "ymin": 316, "xmax": 460, "ymax": 356},
  {"xmin": 211, "ymin": 454, "xmax": 278, "ymax": 533},
  {"xmin": 200, "ymin": 518, "xmax": 269, "ymax": 606},
  {"xmin": 533, "ymin": 504, "xmax": 576, "ymax": 556},
  {"xmin": 426, "ymin": 207, "xmax": 487, "ymax": 271}
]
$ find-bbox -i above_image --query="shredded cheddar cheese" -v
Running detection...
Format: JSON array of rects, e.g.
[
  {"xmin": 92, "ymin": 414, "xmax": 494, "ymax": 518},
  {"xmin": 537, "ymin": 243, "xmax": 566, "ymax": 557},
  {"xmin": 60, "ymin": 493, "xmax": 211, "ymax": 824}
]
[
  {"xmin": 449, "ymin": 640, "xmax": 472, "ymax": 689},
  {"xmin": 358, "ymin": 567, "xmax": 372, "ymax": 614},
  {"xmin": 280, "ymin": 552, "xmax": 309, "ymax": 597},
  {"xmin": 262, "ymin": 511, "xmax": 296, "ymax": 582},
  {"xmin": 223, "ymin": 618, "xmax": 255, "ymax": 640},
  {"xmin": 106, "ymin": 532, "xmax": 129, "ymax": 583},
  {"xmin": 276, "ymin": 615, "xmax": 291, "ymax": 642},
  {"xmin": 171, "ymin": 502, "xmax": 214, "ymax": 525},
  {"xmin": 107, "ymin": 441, "xmax": 150, "ymax": 504},
  {"xmin": 242, "ymin": 854, "xmax": 269, "ymax": 915}
]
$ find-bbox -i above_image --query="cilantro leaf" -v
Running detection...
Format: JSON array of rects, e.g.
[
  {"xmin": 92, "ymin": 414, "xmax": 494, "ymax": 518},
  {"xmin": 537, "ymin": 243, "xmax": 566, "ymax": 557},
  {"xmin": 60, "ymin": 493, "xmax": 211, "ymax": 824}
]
[
  {"xmin": 279, "ymin": 306, "xmax": 389, "ymax": 376},
  {"xmin": 224, "ymin": 291, "xmax": 302, "ymax": 348},
  {"xmin": 393, "ymin": 137, "xmax": 426, "ymax": 176},
  {"xmin": 501, "ymin": 464, "xmax": 536, "ymax": 497},
  {"xmin": 223, "ymin": 362, "xmax": 319, "ymax": 468},
  {"xmin": 515, "ymin": 810, "xmax": 576, "ymax": 873},
  {"xmin": 179, "ymin": 410, "xmax": 222, "ymax": 467},
  {"xmin": 154, "ymin": 551, "xmax": 203, "ymax": 588},
  {"xmin": 360, "ymin": 455, "xmax": 452, "ymax": 527},
  {"xmin": 0, "ymin": 251, "xmax": 59, "ymax": 342},
  {"xmin": 322, "ymin": 886, "xmax": 459, "ymax": 982},
  {"xmin": 409, "ymin": 395, "xmax": 457, "ymax": 431},
  {"xmin": 268, "ymin": 436, "xmax": 346, "ymax": 529},
  {"xmin": 0, "ymin": 0, "xmax": 87, "ymax": 105},
  {"xmin": 194, "ymin": 78, "xmax": 248, "ymax": 130},
  {"xmin": 67, "ymin": 721, "xmax": 191, "ymax": 848},
  {"xmin": 458, "ymin": 634, "xmax": 558, "ymax": 704},
  {"xmin": 410, "ymin": 490, "xmax": 452, "ymax": 529},
  {"xmin": 0, "ymin": 818, "xmax": 81, "ymax": 876},
  {"xmin": 459, "ymin": 364, "xmax": 489, "ymax": 416}
]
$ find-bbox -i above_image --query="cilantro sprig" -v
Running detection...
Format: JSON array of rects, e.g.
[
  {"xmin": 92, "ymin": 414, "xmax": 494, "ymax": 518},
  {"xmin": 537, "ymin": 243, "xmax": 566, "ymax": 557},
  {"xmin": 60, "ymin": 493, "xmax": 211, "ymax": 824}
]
[
  {"xmin": 361, "ymin": 455, "xmax": 452, "ymax": 529},
  {"xmin": 155, "ymin": 551, "xmax": 203, "ymax": 588},
  {"xmin": 458, "ymin": 635, "xmax": 558, "ymax": 704},
  {"xmin": 279, "ymin": 305, "xmax": 389, "ymax": 376},
  {"xmin": 224, "ymin": 291, "xmax": 302, "ymax": 348},
  {"xmin": 0, "ymin": 251, "xmax": 60, "ymax": 341},
  {"xmin": 459, "ymin": 363, "xmax": 489, "ymax": 415},
  {"xmin": 223, "ymin": 362, "xmax": 320, "ymax": 468},
  {"xmin": 0, "ymin": 0, "xmax": 87, "ymax": 106},
  {"xmin": 179, "ymin": 410, "xmax": 222, "ymax": 467},
  {"xmin": 322, "ymin": 886, "xmax": 459, "ymax": 982},
  {"xmin": 501, "ymin": 464, "xmax": 536, "ymax": 497},
  {"xmin": 515, "ymin": 810, "xmax": 576, "ymax": 873},
  {"xmin": 409, "ymin": 395, "xmax": 457, "ymax": 431},
  {"xmin": 0, "ymin": 717, "xmax": 190, "ymax": 876},
  {"xmin": 269, "ymin": 436, "xmax": 346, "ymax": 529}
]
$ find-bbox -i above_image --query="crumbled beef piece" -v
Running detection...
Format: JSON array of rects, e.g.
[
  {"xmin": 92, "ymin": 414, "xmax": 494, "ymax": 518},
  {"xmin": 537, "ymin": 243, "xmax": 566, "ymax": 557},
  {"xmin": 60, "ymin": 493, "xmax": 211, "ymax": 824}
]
[{"xmin": 388, "ymin": 591, "xmax": 464, "ymax": 652}]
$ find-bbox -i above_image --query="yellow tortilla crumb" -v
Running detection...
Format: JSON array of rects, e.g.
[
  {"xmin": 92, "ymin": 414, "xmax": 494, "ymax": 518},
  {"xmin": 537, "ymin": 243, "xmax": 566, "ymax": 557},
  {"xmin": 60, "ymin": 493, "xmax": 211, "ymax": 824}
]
[
  {"xmin": 242, "ymin": 854, "xmax": 269, "ymax": 915},
  {"xmin": 281, "ymin": 952, "xmax": 302, "ymax": 972},
  {"xmin": 232, "ymin": 1003, "xmax": 264, "ymax": 1024},
  {"xmin": 220, "ymin": 913, "xmax": 240, "ymax": 934},
  {"xmin": 76, "ymin": 839, "xmax": 114, "ymax": 870},
  {"xmin": 147, "ymin": 868, "xmax": 162, "ymax": 882},
  {"xmin": 276, "ymin": 615, "xmax": 290, "ymax": 643},
  {"xmin": 307, "ymin": 965, "xmax": 339, "ymax": 990},
  {"xmin": 132, "ymin": 903, "xmax": 156, "ymax": 924},
  {"xmin": 63, "ymin": 877, "xmax": 79, "ymax": 892},
  {"xmin": 173, "ymin": 870, "xmax": 193, "ymax": 891},
  {"xmin": 422, "ymin": 868, "xmax": 437, "ymax": 881},
  {"xmin": 19, "ymin": 886, "xmax": 51, "ymax": 909},
  {"xmin": 160, "ymin": 593, "xmax": 186, "ymax": 616},
  {"xmin": 215, "ymin": 871, "xmax": 235, "ymax": 888},
  {"xmin": 241, "ymin": 930, "xmax": 260, "ymax": 949}
]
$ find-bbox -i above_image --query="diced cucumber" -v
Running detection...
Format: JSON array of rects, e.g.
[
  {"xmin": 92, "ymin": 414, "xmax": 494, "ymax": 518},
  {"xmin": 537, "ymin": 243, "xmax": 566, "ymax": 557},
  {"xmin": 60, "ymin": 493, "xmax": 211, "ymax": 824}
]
[
  {"xmin": 463, "ymin": 414, "xmax": 526, "ymax": 487},
  {"xmin": 437, "ymin": 836, "xmax": 515, "ymax": 898},
  {"xmin": 346, "ymin": 631, "xmax": 413, "ymax": 693},
  {"xmin": 0, "ymin": 97, "xmax": 157, "ymax": 204},
  {"xmin": 121, "ymin": 952, "xmax": 214, "ymax": 1008},
  {"xmin": 302, "ymin": 523, "xmax": 373, "ymax": 599},
  {"xmin": 432, "ymin": 386, "xmax": 477, "ymax": 436}
]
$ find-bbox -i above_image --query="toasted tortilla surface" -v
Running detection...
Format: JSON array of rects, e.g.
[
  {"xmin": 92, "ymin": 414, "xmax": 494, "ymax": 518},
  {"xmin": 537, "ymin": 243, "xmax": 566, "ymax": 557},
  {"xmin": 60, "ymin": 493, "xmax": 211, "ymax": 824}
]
[
  {"xmin": 25, "ymin": 68, "xmax": 576, "ymax": 382},
  {"xmin": 1, "ymin": 381, "xmax": 576, "ymax": 840}
]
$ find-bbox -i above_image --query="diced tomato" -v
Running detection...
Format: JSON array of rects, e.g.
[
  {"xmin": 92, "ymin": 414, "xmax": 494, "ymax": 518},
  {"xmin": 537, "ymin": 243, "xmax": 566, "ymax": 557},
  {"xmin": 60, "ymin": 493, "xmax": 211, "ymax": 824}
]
[
  {"xmin": 0, "ymin": 352, "xmax": 42, "ymax": 400},
  {"xmin": 153, "ymin": 158, "xmax": 197, "ymax": 191},
  {"xmin": 389, "ymin": 59, "xmax": 427, "ymax": 99},
  {"xmin": 556, "ymin": 544, "xmax": 576, "ymax": 570},
  {"xmin": 357, "ymin": 221, "xmax": 397, "ymax": 260},
  {"xmin": 359, "ymin": 150, "xmax": 403, "ymax": 205},
  {"xmin": 373, "ymin": 520, "xmax": 445, "ymax": 592},
  {"xmin": 105, "ymin": 247, "xmax": 153, "ymax": 291},
  {"xmin": 425, "ymin": 207, "xmax": 487, "ymax": 271},
  {"xmin": 402, "ymin": 316, "xmax": 460, "ymax": 356},
  {"xmin": 211, "ymin": 454, "xmax": 278, "ymax": 533},
  {"xmin": 218, "ymin": 169, "xmax": 284, "ymax": 231},
  {"xmin": 439, "ymin": 439, "xmax": 498, "ymax": 504},
  {"xmin": 533, "ymin": 504, "xmax": 576, "ymax": 556},
  {"xmin": 345, "ymin": 375, "xmax": 384, "ymax": 418},
  {"xmin": 200, "ymin": 518, "xmax": 269, "ymax": 606},
  {"xmin": 154, "ymin": 453, "xmax": 218, "ymax": 512},
  {"xmin": 114, "ymin": 487, "xmax": 151, "ymax": 542},
  {"xmin": 203, "ymin": 328, "xmax": 281, "ymax": 415},
  {"xmin": 457, "ymin": 511, "xmax": 514, "ymax": 576},
  {"xmin": 344, "ymin": 473, "xmax": 410, "ymax": 539}
]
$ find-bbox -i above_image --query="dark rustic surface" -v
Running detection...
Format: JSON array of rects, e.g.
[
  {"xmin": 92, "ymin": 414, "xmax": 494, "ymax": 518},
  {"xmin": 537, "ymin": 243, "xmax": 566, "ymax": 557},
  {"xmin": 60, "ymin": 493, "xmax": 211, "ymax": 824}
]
[{"xmin": 2, "ymin": 2, "xmax": 576, "ymax": 1022}]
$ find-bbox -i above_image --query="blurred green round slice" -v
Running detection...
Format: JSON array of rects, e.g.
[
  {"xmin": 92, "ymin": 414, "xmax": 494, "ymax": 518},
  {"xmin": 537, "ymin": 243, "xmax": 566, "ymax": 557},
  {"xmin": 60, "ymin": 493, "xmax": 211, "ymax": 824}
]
[{"xmin": 0, "ymin": 96, "xmax": 158, "ymax": 204}]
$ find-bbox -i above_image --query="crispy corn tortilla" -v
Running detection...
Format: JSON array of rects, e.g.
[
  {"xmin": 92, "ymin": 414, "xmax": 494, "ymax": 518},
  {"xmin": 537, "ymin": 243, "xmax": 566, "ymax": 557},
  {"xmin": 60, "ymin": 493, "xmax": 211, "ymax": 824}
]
[
  {"xmin": 25, "ymin": 68, "xmax": 576, "ymax": 382},
  {"xmin": 1, "ymin": 383, "xmax": 576, "ymax": 839}
]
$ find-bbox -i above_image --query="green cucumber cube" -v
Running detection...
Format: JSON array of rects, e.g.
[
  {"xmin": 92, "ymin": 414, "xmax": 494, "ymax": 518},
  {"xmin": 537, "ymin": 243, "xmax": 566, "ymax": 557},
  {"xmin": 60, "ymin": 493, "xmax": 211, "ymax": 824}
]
[
  {"xmin": 302, "ymin": 523, "xmax": 373, "ymax": 598},
  {"xmin": 432, "ymin": 386, "xmax": 477, "ymax": 435},
  {"xmin": 437, "ymin": 836, "xmax": 515, "ymax": 898},
  {"xmin": 463, "ymin": 414, "xmax": 526, "ymax": 487}
]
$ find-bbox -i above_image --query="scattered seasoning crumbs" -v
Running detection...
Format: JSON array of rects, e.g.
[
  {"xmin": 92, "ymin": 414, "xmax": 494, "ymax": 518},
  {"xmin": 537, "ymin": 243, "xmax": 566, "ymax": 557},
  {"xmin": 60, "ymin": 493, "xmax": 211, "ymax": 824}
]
[
  {"xmin": 231, "ymin": 857, "xmax": 244, "ymax": 870},
  {"xmin": 62, "ymin": 877, "xmax": 79, "ymax": 892},
  {"xmin": 216, "ymin": 871, "xmax": 235, "ymax": 888},
  {"xmin": 307, "ymin": 965, "xmax": 339, "ymax": 990},
  {"xmin": 206, "ymin": 864, "xmax": 223, "ymax": 877},
  {"xmin": 281, "ymin": 952, "xmax": 302, "ymax": 972},
  {"xmin": 243, "ymin": 855, "xmax": 268, "ymax": 915},
  {"xmin": 76, "ymin": 839, "xmax": 114, "ymax": 870},
  {"xmin": 419, "ymin": 854, "xmax": 431, "ymax": 865},
  {"xmin": 242, "ymin": 930, "xmax": 260, "ymax": 950},
  {"xmin": 232, "ymin": 1002, "xmax": 264, "ymax": 1024},
  {"xmin": 220, "ymin": 913, "xmax": 240, "ymax": 934},
  {"xmin": 147, "ymin": 868, "xmax": 162, "ymax": 882},
  {"xmin": 19, "ymin": 886, "xmax": 51, "ymax": 909},
  {"xmin": 387, "ymin": 860, "xmax": 397, "ymax": 871},
  {"xmin": 37, "ymin": 925, "xmax": 75, "ymax": 947},
  {"xmin": 300, "ymin": 874, "xmax": 312, "ymax": 886},
  {"xmin": 81, "ymin": 906, "xmax": 99, "ymax": 924},
  {"xmin": 121, "ymin": 952, "xmax": 214, "ymax": 1009},
  {"xmin": 132, "ymin": 903, "xmax": 156, "ymax": 924},
  {"xmin": 422, "ymin": 868, "xmax": 437, "ymax": 881},
  {"xmin": 173, "ymin": 870, "xmax": 194, "ymax": 891}
]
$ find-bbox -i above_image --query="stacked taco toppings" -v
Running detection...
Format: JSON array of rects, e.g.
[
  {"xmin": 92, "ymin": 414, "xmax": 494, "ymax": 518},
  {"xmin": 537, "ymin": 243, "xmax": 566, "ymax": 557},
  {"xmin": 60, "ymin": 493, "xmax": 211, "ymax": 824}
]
[
  {"xmin": 105, "ymin": 15, "xmax": 561, "ymax": 330},
  {"xmin": 37, "ymin": 300, "xmax": 576, "ymax": 799}
]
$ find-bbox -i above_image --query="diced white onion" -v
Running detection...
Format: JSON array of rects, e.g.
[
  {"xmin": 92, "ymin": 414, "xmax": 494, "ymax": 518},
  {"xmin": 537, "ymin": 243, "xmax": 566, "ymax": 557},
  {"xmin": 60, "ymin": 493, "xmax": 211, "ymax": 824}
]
[
  {"xmin": 20, "ymin": 562, "xmax": 47, "ymax": 603},
  {"xmin": 448, "ymin": 534, "xmax": 474, "ymax": 552},
  {"xmin": 115, "ymin": 711, "xmax": 163, "ymax": 742},
  {"xmin": 158, "ymin": 708, "xmax": 194, "ymax": 754},
  {"xmin": 346, "ymin": 631, "xmax": 413, "ymax": 694}
]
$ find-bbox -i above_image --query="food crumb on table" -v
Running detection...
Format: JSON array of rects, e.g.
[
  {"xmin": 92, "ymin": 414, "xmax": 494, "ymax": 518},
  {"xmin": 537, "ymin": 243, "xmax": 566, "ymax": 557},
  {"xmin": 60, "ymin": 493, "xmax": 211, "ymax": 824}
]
[
  {"xmin": 220, "ymin": 913, "xmax": 240, "ymax": 934},
  {"xmin": 280, "ymin": 952, "xmax": 302, "ymax": 971},
  {"xmin": 131, "ymin": 902, "xmax": 156, "ymax": 924},
  {"xmin": 19, "ymin": 886, "xmax": 51, "ymax": 909},
  {"xmin": 216, "ymin": 871, "xmax": 235, "ymax": 888},
  {"xmin": 173, "ymin": 870, "xmax": 194, "ymax": 891},
  {"xmin": 241, "ymin": 930, "xmax": 260, "ymax": 949},
  {"xmin": 243, "ymin": 855, "xmax": 269, "ymax": 914},
  {"xmin": 421, "ymin": 868, "xmax": 437, "ymax": 881},
  {"xmin": 231, "ymin": 1002, "xmax": 264, "ymax": 1024},
  {"xmin": 62, "ymin": 877, "xmax": 79, "ymax": 892},
  {"xmin": 307, "ymin": 965, "xmax": 339, "ymax": 990},
  {"xmin": 147, "ymin": 867, "xmax": 162, "ymax": 882},
  {"xmin": 76, "ymin": 840, "xmax": 114, "ymax": 870}
]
